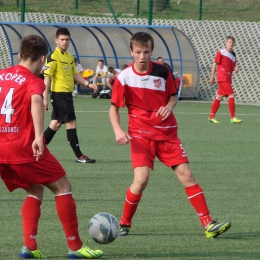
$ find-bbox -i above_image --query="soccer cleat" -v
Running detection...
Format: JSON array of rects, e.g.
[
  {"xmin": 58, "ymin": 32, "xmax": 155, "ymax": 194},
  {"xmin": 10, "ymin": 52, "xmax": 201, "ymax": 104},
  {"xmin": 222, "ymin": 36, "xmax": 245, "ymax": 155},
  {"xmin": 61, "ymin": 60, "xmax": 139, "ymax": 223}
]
[
  {"xmin": 19, "ymin": 246, "xmax": 46, "ymax": 259},
  {"xmin": 230, "ymin": 117, "xmax": 242, "ymax": 123},
  {"xmin": 208, "ymin": 118, "xmax": 220, "ymax": 123},
  {"xmin": 67, "ymin": 245, "xmax": 103, "ymax": 259},
  {"xmin": 119, "ymin": 226, "xmax": 131, "ymax": 236},
  {"xmin": 75, "ymin": 155, "xmax": 96, "ymax": 163},
  {"xmin": 205, "ymin": 220, "xmax": 231, "ymax": 239}
]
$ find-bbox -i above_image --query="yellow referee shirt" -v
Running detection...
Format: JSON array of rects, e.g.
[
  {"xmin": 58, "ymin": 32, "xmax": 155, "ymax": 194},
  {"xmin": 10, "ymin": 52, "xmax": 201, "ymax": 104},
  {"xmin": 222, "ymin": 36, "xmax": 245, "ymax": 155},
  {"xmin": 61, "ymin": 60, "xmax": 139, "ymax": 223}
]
[{"xmin": 44, "ymin": 47, "xmax": 78, "ymax": 93}]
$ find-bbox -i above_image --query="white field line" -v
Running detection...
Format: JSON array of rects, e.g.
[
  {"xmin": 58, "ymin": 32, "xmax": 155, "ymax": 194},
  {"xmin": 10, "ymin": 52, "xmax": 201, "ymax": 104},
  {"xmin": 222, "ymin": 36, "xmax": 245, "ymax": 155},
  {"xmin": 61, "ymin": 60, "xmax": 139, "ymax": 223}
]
[{"xmin": 72, "ymin": 110, "xmax": 259, "ymax": 116}]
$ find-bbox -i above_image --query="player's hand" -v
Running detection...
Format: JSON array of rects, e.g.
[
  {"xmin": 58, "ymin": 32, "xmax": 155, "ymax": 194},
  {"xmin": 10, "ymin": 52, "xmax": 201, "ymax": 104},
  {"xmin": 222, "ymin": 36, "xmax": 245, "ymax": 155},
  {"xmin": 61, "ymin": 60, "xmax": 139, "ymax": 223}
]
[
  {"xmin": 89, "ymin": 83, "xmax": 98, "ymax": 93},
  {"xmin": 32, "ymin": 138, "xmax": 44, "ymax": 161},
  {"xmin": 209, "ymin": 77, "xmax": 215, "ymax": 84},
  {"xmin": 43, "ymin": 99, "xmax": 48, "ymax": 111},
  {"xmin": 156, "ymin": 106, "xmax": 171, "ymax": 121},
  {"xmin": 233, "ymin": 67, "xmax": 238, "ymax": 73},
  {"xmin": 115, "ymin": 130, "xmax": 132, "ymax": 145}
]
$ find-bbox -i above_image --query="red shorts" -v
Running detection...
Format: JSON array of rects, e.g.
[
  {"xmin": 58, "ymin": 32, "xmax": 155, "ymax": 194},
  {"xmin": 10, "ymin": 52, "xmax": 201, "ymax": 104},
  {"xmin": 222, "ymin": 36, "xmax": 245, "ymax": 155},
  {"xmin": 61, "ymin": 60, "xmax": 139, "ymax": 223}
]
[
  {"xmin": 217, "ymin": 81, "xmax": 234, "ymax": 96},
  {"xmin": 129, "ymin": 136, "xmax": 189, "ymax": 170},
  {"xmin": 0, "ymin": 149, "xmax": 65, "ymax": 192}
]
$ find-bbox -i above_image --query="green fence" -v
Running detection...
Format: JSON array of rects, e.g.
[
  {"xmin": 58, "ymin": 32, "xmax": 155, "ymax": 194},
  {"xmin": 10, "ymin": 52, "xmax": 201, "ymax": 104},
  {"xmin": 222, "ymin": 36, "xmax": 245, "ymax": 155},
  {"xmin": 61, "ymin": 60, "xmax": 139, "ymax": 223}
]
[{"xmin": 0, "ymin": 0, "xmax": 259, "ymax": 23}]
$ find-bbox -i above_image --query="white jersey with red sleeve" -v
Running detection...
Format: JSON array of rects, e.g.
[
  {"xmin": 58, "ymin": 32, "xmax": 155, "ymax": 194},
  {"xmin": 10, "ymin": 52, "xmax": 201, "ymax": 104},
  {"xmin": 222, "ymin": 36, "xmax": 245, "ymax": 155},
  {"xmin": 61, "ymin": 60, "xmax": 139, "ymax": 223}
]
[
  {"xmin": 111, "ymin": 61, "xmax": 179, "ymax": 141},
  {"xmin": 0, "ymin": 65, "xmax": 46, "ymax": 164},
  {"xmin": 215, "ymin": 48, "xmax": 236, "ymax": 83}
]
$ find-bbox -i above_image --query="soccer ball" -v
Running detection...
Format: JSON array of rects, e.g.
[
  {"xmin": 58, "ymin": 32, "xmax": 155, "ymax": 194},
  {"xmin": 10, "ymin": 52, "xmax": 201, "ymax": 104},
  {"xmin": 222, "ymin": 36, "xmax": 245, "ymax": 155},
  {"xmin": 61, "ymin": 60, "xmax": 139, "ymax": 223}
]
[{"xmin": 88, "ymin": 212, "xmax": 119, "ymax": 244}]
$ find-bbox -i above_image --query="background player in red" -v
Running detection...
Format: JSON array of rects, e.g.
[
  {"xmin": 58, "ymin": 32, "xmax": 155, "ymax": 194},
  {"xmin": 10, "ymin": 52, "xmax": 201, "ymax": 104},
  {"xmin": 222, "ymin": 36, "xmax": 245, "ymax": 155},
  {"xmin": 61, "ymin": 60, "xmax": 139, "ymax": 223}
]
[
  {"xmin": 109, "ymin": 31, "xmax": 231, "ymax": 239},
  {"xmin": 208, "ymin": 35, "xmax": 242, "ymax": 124},
  {"xmin": 0, "ymin": 35, "xmax": 103, "ymax": 259}
]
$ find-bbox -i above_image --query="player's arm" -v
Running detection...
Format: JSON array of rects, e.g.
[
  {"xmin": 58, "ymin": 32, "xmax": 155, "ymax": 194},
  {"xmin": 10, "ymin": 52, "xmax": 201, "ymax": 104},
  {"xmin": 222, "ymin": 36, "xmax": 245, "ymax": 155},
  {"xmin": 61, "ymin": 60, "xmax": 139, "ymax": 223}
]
[
  {"xmin": 156, "ymin": 95, "xmax": 177, "ymax": 121},
  {"xmin": 74, "ymin": 74, "xmax": 98, "ymax": 93},
  {"xmin": 109, "ymin": 104, "xmax": 131, "ymax": 145},
  {"xmin": 210, "ymin": 61, "xmax": 218, "ymax": 84},
  {"xmin": 31, "ymin": 94, "xmax": 44, "ymax": 161},
  {"xmin": 43, "ymin": 76, "xmax": 51, "ymax": 111}
]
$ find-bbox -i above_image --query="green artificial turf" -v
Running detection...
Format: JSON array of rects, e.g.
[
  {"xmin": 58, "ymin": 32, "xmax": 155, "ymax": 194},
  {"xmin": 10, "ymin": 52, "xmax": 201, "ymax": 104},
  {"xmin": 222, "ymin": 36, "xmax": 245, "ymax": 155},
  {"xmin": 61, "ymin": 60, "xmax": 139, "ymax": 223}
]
[{"xmin": 1, "ymin": 97, "xmax": 260, "ymax": 259}]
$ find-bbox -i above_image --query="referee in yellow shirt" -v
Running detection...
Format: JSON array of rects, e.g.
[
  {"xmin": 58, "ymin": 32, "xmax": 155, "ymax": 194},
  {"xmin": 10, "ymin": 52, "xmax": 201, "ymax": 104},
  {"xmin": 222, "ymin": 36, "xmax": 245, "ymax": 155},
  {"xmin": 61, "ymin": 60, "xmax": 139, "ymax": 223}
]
[{"xmin": 43, "ymin": 27, "xmax": 97, "ymax": 163}]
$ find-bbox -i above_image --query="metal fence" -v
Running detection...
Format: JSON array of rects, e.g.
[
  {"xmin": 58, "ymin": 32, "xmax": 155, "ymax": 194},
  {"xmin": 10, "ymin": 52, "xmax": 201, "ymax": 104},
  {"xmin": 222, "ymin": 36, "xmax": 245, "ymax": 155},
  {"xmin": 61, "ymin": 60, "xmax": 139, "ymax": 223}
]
[{"xmin": 1, "ymin": 0, "xmax": 260, "ymax": 23}]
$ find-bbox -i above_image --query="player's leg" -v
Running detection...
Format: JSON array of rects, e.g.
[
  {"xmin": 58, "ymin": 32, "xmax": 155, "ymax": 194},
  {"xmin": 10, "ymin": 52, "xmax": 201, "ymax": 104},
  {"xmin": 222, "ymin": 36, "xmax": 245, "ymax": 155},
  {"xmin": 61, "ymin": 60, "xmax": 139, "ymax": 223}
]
[
  {"xmin": 44, "ymin": 92, "xmax": 64, "ymax": 145},
  {"xmin": 46, "ymin": 175, "xmax": 103, "ymax": 258},
  {"xmin": 173, "ymin": 163, "xmax": 231, "ymax": 238},
  {"xmin": 43, "ymin": 156, "xmax": 103, "ymax": 258},
  {"xmin": 228, "ymin": 94, "xmax": 242, "ymax": 123},
  {"xmin": 19, "ymin": 184, "xmax": 46, "ymax": 259},
  {"xmin": 119, "ymin": 137, "xmax": 155, "ymax": 236},
  {"xmin": 119, "ymin": 166, "xmax": 150, "ymax": 236},
  {"xmin": 208, "ymin": 92, "xmax": 222, "ymax": 123},
  {"xmin": 65, "ymin": 120, "xmax": 96, "ymax": 164}
]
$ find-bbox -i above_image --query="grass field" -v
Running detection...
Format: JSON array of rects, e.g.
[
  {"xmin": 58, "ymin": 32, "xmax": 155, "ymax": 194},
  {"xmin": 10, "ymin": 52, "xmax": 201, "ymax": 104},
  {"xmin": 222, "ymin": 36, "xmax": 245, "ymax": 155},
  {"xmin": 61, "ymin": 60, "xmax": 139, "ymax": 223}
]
[{"xmin": 1, "ymin": 97, "xmax": 260, "ymax": 259}]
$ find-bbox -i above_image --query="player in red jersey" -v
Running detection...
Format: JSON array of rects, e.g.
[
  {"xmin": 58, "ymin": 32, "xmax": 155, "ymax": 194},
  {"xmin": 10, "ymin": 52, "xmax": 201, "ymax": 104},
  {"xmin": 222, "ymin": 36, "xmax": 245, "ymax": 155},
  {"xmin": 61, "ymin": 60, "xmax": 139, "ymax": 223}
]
[
  {"xmin": 0, "ymin": 35, "xmax": 103, "ymax": 259},
  {"xmin": 109, "ymin": 32, "xmax": 231, "ymax": 239},
  {"xmin": 208, "ymin": 35, "xmax": 242, "ymax": 124}
]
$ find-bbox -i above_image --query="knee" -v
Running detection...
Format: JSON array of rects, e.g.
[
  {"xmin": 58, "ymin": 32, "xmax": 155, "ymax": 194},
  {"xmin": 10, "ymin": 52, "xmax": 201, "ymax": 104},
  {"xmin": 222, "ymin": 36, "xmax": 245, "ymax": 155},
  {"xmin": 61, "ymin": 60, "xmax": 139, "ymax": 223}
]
[{"xmin": 216, "ymin": 95, "xmax": 223, "ymax": 100}]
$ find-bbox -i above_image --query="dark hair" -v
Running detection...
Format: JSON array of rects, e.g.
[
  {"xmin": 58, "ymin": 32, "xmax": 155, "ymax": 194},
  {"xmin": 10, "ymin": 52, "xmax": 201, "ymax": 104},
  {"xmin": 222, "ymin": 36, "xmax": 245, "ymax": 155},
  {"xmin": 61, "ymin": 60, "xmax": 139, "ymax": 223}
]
[
  {"xmin": 157, "ymin": 57, "xmax": 163, "ymax": 61},
  {"xmin": 108, "ymin": 67, "xmax": 114, "ymax": 73},
  {"xmin": 98, "ymin": 59, "xmax": 104, "ymax": 63},
  {"xmin": 20, "ymin": 35, "xmax": 48, "ymax": 62},
  {"xmin": 56, "ymin": 27, "xmax": 70, "ymax": 38},
  {"xmin": 130, "ymin": 32, "xmax": 154, "ymax": 51}
]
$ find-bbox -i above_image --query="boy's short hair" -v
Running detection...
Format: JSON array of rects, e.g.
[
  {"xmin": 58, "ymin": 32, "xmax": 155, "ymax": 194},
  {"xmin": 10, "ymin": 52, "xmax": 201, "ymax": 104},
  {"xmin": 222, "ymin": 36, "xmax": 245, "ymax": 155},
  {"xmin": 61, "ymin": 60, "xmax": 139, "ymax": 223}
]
[
  {"xmin": 56, "ymin": 27, "xmax": 70, "ymax": 38},
  {"xmin": 226, "ymin": 35, "xmax": 235, "ymax": 42},
  {"xmin": 130, "ymin": 32, "xmax": 154, "ymax": 51},
  {"xmin": 98, "ymin": 59, "xmax": 104, "ymax": 63},
  {"xmin": 108, "ymin": 67, "xmax": 115, "ymax": 73},
  {"xmin": 20, "ymin": 35, "xmax": 48, "ymax": 62}
]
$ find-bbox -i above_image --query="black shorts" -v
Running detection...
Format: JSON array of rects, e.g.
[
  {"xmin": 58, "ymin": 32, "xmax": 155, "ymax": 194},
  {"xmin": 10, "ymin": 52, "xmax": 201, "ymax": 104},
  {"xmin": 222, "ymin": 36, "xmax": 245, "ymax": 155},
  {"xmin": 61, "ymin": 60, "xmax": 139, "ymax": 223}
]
[{"xmin": 50, "ymin": 92, "xmax": 76, "ymax": 123}]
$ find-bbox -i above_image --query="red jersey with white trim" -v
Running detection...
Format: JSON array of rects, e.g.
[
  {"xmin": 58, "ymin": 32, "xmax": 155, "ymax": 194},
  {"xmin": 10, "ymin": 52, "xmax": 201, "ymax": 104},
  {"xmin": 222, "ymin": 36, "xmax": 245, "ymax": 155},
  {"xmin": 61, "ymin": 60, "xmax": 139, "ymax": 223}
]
[
  {"xmin": 215, "ymin": 48, "xmax": 236, "ymax": 83},
  {"xmin": 111, "ymin": 61, "xmax": 178, "ymax": 140},
  {"xmin": 0, "ymin": 65, "xmax": 46, "ymax": 164}
]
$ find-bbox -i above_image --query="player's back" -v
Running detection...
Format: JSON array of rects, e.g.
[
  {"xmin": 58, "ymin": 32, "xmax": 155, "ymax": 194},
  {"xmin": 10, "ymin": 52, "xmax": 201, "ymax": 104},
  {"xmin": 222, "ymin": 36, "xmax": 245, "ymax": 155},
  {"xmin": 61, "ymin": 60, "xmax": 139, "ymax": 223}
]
[{"xmin": 0, "ymin": 65, "xmax": 45, "ymax": 164}]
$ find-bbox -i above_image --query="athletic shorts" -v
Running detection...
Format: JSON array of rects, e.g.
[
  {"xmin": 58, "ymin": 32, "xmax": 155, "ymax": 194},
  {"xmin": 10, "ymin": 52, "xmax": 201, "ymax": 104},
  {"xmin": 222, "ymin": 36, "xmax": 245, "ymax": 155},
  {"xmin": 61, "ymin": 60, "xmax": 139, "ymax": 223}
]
[
  {"xmin": 0, "ymin": 149, "xmax": 65, "ymax": 192},
  {"xmin": 129, "ymin": 136, "xmax": 189, "ymax": 170},
  {"xmin": 50, "ymin": 92, "xmax": 76, "ymax": 123},
  {"xmin": 217, "ymin": 81, "xmax": 234, "ymax": 96}
]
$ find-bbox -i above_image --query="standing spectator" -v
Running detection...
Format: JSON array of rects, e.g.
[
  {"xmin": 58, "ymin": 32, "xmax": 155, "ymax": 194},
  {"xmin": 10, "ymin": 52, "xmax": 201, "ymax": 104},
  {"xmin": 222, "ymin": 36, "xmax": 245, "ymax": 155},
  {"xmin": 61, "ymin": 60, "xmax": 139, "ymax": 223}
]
[
  {"xmin": 93, "ymin": 59, "xmax": 108, "ymax": 89},
  {"xmin": 0, "ymin": 35, "xmax": 103, "ymax": 259},
  {"xmin": 109, "ymin": 32, "xmax": 231, "ymax": 239},
  {"xmin": 208, "ymin": 35, "xmax": 242, "ymax": 124},
  {"xmin": 43, "ymin": 27, "xmax": 97, "ymax": 163}
]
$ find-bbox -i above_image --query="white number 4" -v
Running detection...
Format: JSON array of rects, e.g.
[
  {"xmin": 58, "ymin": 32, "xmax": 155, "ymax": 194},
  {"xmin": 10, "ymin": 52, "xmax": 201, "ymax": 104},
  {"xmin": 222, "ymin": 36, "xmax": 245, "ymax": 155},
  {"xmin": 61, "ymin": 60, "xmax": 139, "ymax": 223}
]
[{"xmin": 0, "ymin": 87, "xmax": 15, "ymax": 123}]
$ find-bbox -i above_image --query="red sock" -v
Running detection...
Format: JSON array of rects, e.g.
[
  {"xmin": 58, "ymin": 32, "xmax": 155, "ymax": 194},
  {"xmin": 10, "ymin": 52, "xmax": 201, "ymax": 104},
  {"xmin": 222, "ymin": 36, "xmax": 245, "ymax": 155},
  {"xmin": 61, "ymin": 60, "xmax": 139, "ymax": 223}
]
[
  {"xmin": 119, "ymin": 188, "xmax": 142, "ymax": 227},
  {"xmin": 55, "ymin": 193, "xmax": 82, "ymax": 251},
  {"xmin": 21, "ymin": 196, "xmax": 41, "ymax": 251},
  {"xmin": 185, "ymin": 184, "xmax": 212, "ymax": 229},
  {"xmin": 209, "ymin": 98, "xmax": 221, "ymax": 119},
  {"xmin": 228, "ymin": 96, "xmax": 235, "ymax": 118}
]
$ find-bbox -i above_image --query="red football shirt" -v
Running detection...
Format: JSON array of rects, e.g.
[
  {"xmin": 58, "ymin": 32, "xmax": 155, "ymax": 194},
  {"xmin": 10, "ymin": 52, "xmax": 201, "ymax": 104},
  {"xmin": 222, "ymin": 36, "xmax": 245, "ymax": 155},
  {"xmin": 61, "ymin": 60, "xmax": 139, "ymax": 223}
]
[
  {"xmin": 0, "ymin": 65, "xmax": 45, "ymax": 163},
  {"xmin": 215, "ymin": 48, "xmax": 236, "ymax": 83},
  {"xmin": 111, "ymin": 61, "xmax": 179, "ymax": 140}
]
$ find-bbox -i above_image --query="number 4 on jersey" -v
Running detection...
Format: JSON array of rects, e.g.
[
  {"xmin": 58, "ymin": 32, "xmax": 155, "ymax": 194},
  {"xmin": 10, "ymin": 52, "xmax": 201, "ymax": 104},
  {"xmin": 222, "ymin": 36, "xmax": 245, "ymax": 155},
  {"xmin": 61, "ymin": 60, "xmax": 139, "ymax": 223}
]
[{"xmin": 0, "ymin": 87, "xmax": 15, "ymax": 123}]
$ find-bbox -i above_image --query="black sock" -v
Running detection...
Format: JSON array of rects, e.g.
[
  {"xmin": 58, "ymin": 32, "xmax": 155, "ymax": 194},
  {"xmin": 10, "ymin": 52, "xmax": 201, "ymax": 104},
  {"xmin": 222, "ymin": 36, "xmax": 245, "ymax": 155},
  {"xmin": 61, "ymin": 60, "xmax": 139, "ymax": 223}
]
[
  {"xmin": 67, "ymin": 128, "xmax": 82, "ymax": 157},
  {"xmin": 44, "ymin": 127, "xmax": 56, "ymax": 145}
]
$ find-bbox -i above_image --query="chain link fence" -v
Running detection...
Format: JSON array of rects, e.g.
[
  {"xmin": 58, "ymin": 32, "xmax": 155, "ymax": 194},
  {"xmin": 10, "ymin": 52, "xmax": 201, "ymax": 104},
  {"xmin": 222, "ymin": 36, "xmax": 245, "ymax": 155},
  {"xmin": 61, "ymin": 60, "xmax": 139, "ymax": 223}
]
[{"xmin": 0, "ymin": 0, "xmax": 259, "ymax": 23}]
